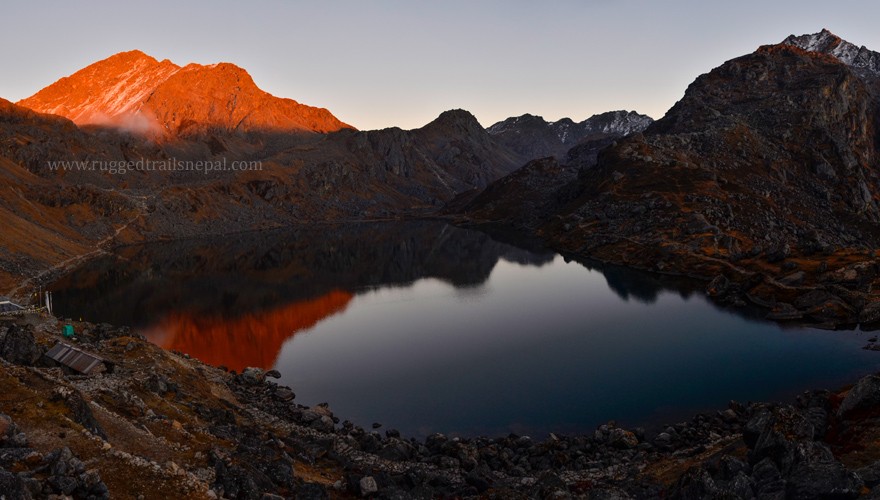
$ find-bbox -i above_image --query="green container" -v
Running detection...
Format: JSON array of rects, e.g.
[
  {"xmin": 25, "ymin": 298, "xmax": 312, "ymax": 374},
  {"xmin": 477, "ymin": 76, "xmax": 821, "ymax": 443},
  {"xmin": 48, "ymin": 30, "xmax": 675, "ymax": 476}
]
[{"xmin": 62, "ymin": 324, "xmax": 74, "ymax": 338}]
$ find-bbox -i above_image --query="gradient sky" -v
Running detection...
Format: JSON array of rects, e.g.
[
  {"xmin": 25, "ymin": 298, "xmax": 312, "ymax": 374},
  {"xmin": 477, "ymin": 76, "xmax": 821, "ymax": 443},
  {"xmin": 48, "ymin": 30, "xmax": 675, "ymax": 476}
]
[{"xmin": 2, "ymin": 0, "xmax": 879, "ymax": 131}]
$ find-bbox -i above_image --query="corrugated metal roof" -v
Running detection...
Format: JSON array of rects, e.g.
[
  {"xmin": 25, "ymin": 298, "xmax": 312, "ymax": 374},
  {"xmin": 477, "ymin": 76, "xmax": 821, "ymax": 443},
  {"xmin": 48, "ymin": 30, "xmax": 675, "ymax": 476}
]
[{"xmin": 45, "ymin": 342, "xmax": 106, "ymax": 374}]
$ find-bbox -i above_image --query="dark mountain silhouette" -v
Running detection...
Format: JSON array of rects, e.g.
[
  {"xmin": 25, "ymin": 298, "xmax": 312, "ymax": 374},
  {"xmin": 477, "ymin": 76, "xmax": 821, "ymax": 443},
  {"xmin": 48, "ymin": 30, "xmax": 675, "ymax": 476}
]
[{"xmin": 460, "ymin": 30, "xmax": 880, "ymax": 327}]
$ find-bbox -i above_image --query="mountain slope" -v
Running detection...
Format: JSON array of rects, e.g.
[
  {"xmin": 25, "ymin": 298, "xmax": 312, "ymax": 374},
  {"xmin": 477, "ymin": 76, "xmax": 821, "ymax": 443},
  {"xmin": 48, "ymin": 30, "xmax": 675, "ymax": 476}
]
[
  {"xmin": 17, "ymin": 50, "xmax": 353, "ymax": 137},
  {"xmin": 458, "ymin": 157, "xmax": 580, "ymax": 227},
  {"xmin": 462, "ymin": 30, "xmax": 880, "ymax": 326},
  {"xmin": 16, "ymin": 51, "xmax": 179, "ymax": 126},
  {"xmin": 262, "ymin": 109, "xmax": 529, "ymax": 216}
]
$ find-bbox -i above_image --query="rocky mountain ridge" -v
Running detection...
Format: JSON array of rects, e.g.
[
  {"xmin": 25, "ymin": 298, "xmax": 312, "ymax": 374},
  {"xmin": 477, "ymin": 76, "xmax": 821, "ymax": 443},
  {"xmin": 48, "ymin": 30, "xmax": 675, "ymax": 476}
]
[
  {"xmin": 17, "ymin": 50, "xmax": 353, "ymax": 138},
  {"xmin": 459, "ymin": 29, "xmax": 880, "ymax": 327},
  {"xmin": 784, "ymin": 28, "xmax": 880, "ymax": 77}
]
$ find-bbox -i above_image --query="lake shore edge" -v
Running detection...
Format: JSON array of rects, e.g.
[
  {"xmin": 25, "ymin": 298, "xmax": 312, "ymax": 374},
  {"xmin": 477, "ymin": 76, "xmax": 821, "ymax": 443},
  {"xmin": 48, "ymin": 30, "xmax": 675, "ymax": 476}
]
[{"xmin": 2, "ymin": 314, "xmax": 880, "ymax": 498}]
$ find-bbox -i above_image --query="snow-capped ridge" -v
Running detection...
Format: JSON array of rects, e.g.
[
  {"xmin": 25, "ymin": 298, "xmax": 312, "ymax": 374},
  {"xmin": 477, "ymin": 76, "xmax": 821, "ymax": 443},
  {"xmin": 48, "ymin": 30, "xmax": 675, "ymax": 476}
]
[
  {"xmin": 487, "ymin": 110, "xmax": 653, "ymax": 144},
  {"xmin": 782, "ymin": 29, "xmax": 880, "ymax": 77},
  {"xmin": 485, "ymin": 110, "xmax": 653, "ymax": 161}
]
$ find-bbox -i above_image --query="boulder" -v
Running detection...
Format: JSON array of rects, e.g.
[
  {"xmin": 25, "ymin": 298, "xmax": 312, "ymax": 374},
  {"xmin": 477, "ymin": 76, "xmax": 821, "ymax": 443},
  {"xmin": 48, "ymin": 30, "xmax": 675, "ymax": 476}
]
[
  {"xmin": 240, "ymin": 367, "xmax": 266, "ymax": 385},
  {"xmin": 297, "ymin": 409, "xmax": 318, "ymax": 423},
  {"xmin": 608, "ymin": 428, "xmax": 639, "ymax": 449},
  {"xmin": 860, "ymin": 302, "xmax": 880, "ymax": 325},
  {"xmin": 654, "ymin": 432, "xmax": 673, "ymax": 447},
  {"xmin": 671, "ymin": 464, "xmax": 756, "ymax": 499},
  {"xmin": 0, "ymin": 413, "xmax": 15, "ymax": 440},
  {"xmin": 529, "ymin": 471, "xmax": 567, "ymax": 499},
  {"xmin": 51, "ymin": 388, "xmax": 106, "ymax": 439},
  {"xmin": 785, "ymin": 442, "xmax": 862, "ymax": 499},
  {"xmin": 746, "ymin": 406, "xmax": 814, "ymax": 471},
  {"xmin": 359, "ymin": 475, "xmax": 378, "ymax": 496},
  {"xmin": 751, "ymin": 458, "xmax": 786, "ymax": 499},
  {"xmin": 778, "ymin": 271, "xmax": 805, "ymax": 287},
  {"xmin": 309, "ymin": 416, "xmax": 335, "ymax": 433},
  {"xmin": 43, "ymin": 446, "xmax": 109, "ymax": 498},
  {"xmin": 594, "ymin": 423, "xmax": 638, "ymax": 449},
  {"xmin": 465, "ymin": 471, "xmax": 491, "ymax": 494},
  {"xmin": 707, "ymin": 275, "xmax": 730, "ymax": 297},
  {"xmin": 0, "ymin": 470, "xmax": 32, "ymax": 500},
  {"xmin": 669, "ymin": 466, "xmax": 719, "ymax": 499},
  {"xmin": 0, "ymin": 325, "xmax": 42, "ymax": 365},
  {"xmin": 273, "ymin": 387, "xmax": 295, "ymax": 402},
  {"xmin": 838, "ymin": 375, "xmax": 880, "ymax": 417},
  {"xmin": 211, "ymin": 459, "xmax": 261, "ymax": 500},
  {"xmin": 791, "ymin": 291, "xmax": 857, "ymax": 323},
  {"xmin": 856, "ymin": 460, "xmax": 880, "ymax": 488},
  {"xmin": 48, "ymin": 447, "xmax": 85, "ymax": 478},
  {"xmin": 378, "ymin": 439, "xmax": 414, "ymax": 461}
]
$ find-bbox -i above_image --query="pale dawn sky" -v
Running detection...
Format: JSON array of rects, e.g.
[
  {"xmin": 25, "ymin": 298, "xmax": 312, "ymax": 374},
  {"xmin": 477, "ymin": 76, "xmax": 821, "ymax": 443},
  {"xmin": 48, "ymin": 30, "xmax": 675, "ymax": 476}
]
[{"xmin": 1, "ymin": 0, "xmax": 879, "ymax": 130}]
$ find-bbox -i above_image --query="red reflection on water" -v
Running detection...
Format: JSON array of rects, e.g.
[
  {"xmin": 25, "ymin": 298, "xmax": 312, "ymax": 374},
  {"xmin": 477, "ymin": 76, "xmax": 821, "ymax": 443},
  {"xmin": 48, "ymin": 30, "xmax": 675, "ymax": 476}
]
[{"xmin": 141, "ymin": 290, "xmax": 353, "ymax": 371}]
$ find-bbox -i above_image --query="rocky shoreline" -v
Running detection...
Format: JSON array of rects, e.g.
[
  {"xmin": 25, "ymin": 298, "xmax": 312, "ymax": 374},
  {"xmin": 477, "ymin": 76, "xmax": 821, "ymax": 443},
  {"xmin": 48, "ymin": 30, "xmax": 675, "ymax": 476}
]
[
  {"xmin": 2, "ymin": 315, "xmax": 880, "ymax": 498},
  {"xmin": 452, "ymin": 214, "xmax": 879, "ymax": 334},
  {"xmin": 542, "ymin": 221, "xmax": 880, "ymax": 331}
]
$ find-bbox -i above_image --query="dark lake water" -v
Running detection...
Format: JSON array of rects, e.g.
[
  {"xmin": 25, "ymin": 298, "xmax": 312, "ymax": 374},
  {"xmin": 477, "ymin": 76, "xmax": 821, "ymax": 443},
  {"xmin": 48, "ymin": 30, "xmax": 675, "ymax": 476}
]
[{"xmin": 49, "ymin": 222, "xmax": 880, "ymax": 438}]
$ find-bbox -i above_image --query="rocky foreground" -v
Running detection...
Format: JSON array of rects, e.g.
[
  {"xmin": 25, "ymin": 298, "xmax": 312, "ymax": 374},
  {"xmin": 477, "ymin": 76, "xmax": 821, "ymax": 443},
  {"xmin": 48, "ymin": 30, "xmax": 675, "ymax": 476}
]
[{"xmin": 2, "ymin": 316, "xmax": 880, "ymax": 499}]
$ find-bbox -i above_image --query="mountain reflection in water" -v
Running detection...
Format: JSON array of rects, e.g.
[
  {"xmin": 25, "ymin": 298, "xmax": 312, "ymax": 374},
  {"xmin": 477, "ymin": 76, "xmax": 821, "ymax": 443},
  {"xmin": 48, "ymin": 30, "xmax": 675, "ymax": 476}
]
[
  {"xmin": 49, "ymin": 221, "xmax": 880, "ymax": 437},
  {"xmin": 141, "ymin": 290, "xmax": 353, "ymax": 371},
  {"xmin": 50, "ymin": 222, "xmax": 555, "ymax": 371}
]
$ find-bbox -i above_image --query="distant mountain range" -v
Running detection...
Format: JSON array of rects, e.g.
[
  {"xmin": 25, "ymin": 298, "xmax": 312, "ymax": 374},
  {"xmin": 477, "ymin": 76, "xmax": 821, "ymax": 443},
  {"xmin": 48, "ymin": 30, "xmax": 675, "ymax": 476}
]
[
  {"xmin": 0, "ymin": 50, "xmax": 651, "ymax": 293},
  {"xmin": 487, "ymin": 111, "xmax": 652, "ymax": 160}
]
